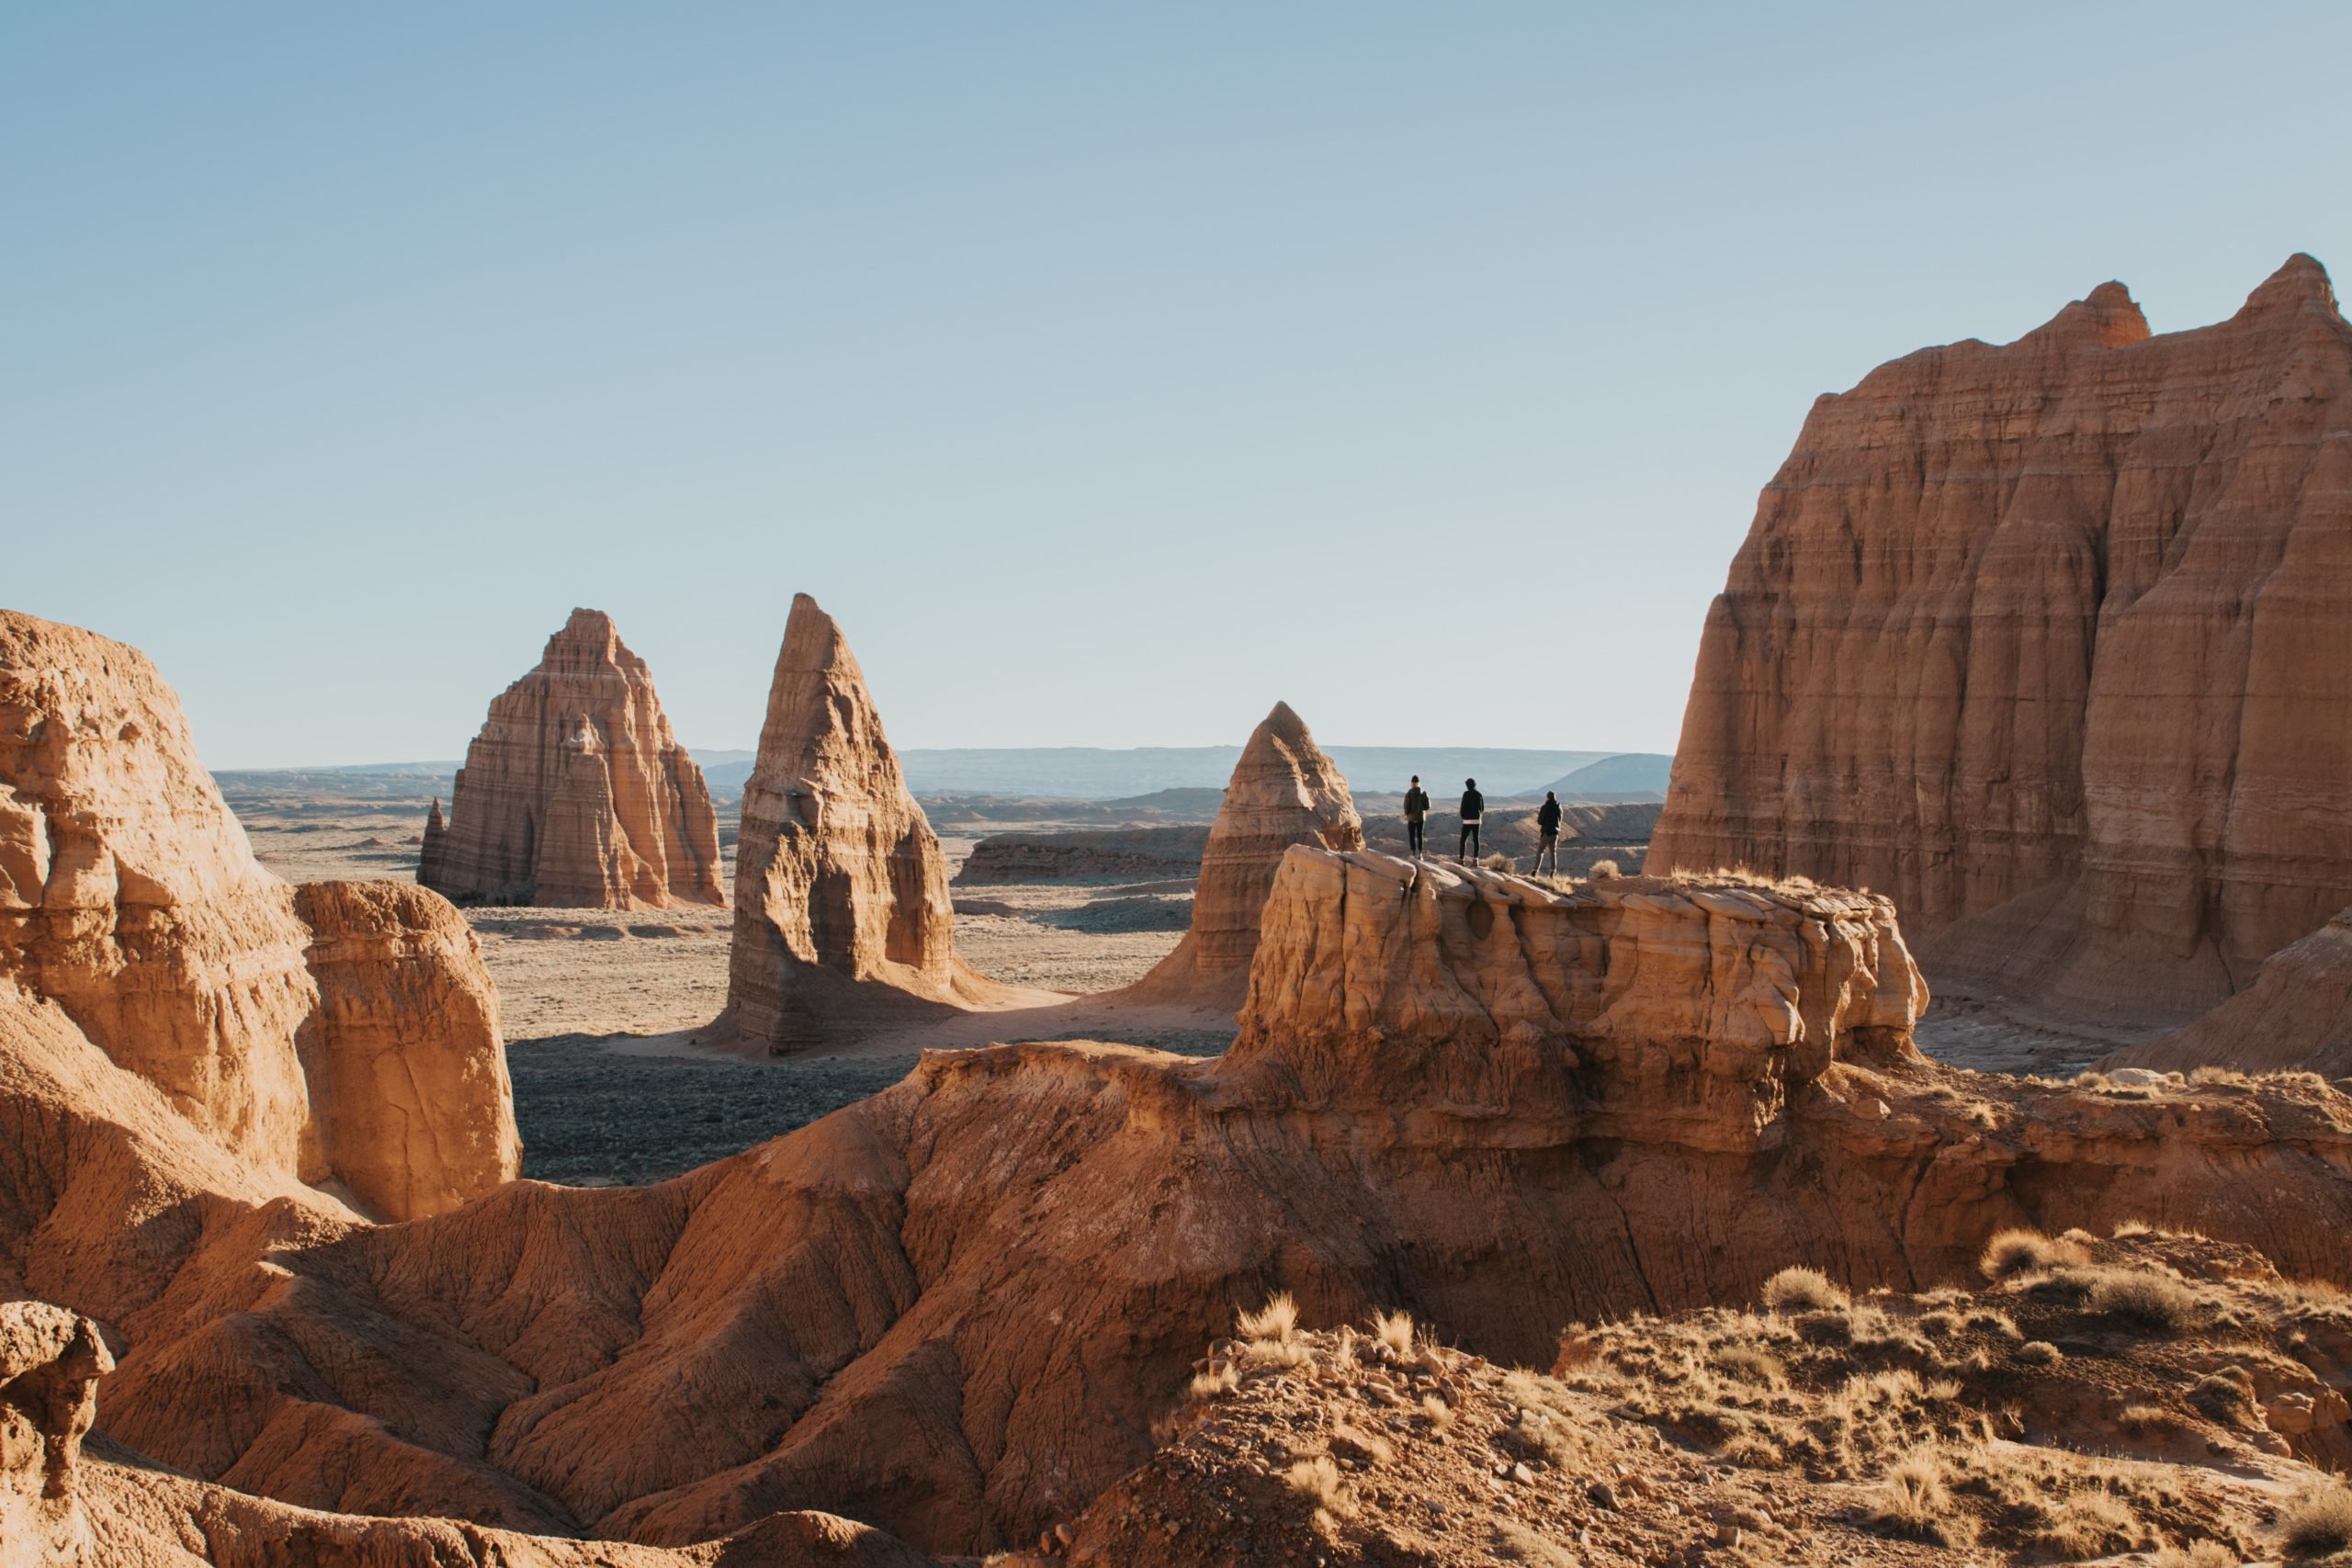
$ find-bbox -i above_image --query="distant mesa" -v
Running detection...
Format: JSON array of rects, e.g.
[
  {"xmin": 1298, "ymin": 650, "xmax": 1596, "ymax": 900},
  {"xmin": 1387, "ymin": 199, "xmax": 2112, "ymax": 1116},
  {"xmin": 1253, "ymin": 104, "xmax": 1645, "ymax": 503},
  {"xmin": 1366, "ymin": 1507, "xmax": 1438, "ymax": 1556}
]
[
  {"xmin": 1539, "ymin": 750, "xmax": 1673, "ymax": 801},
  {"xmin": 419, "ymin": 608, "xmax": 723, "ymax": 911},
  {"xmin": 719, "ymin": 593, "xmax": 1041, "ymax": 1052},
  {"xmin": 1117, "ymin": 700, "xmax": 1363, "ymax": 1010},
  {"xmin": 1649, "ymin": 254, "xmax": 2352, "ymax": 1032}
]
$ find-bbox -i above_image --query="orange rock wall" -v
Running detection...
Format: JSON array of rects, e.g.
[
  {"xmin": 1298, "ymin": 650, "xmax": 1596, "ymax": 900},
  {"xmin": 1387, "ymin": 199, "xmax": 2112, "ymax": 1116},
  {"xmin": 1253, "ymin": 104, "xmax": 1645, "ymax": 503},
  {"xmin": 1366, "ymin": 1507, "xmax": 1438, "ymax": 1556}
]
[{"xmin": 1649, "ymin": 256, "xmax": 2352, "ymax": 1026}]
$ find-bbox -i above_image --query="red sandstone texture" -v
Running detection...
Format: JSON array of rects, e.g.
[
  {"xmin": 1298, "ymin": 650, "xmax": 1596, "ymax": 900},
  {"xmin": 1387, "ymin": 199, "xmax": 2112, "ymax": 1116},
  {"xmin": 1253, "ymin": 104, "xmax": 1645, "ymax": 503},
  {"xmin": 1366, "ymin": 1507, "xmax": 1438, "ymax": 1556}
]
[
  {"xmin": 421, "ymin": 609, "xmax": 723, "ymax": 911},
  {"xmin": 1649, "ymin": 255, "xmax": 2352, "ymax": 1030},
  {"xmin": 2102, "ymin": 907, "xmax": 2352, "ymax": 1078}
]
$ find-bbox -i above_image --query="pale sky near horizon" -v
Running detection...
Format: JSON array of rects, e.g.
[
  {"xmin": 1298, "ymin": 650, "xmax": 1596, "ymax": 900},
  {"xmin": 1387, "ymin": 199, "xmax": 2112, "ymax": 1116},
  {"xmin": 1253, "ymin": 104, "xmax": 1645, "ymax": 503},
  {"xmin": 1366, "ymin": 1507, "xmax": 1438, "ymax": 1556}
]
[{"xmin": 8, "ymin": 4, "xmax": 2350, "ymax": 768}]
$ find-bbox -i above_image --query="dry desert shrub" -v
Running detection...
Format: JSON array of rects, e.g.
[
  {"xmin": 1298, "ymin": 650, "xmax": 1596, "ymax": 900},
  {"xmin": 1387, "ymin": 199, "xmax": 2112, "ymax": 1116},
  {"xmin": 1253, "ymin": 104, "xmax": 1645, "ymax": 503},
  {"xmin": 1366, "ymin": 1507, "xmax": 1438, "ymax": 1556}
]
[
  {"xmin": 2279, "ymin": 1484, "xmax": 2352, "ymax": 1560},
  {"xmin": 1761, "ymin": 1265, "xmax": 1848, "ymax": 1313},
  {"xmin": 1188, "ymin": 1360, "xmax": 1239, "ymax": 1399},
  {"xmin": 2154, "ymin": 1543, "xmax": 2241, "ymax": 1568},
  {"xmin": 2088, "ymin": 1268, "xmax": 2202, "ymax": 1335},
  {"xmin": 1283, "ymin": 1453, "xmax": 1354, "ymax": 1526},
  {"xmin": 1587, "ymin": 859, "xmax": 1622, "ymax": 881},
  {"xmin": 1238, "ymin": 1292, "xmax": 1299, "ymax": 1343},
  {"xmin": 2188, "ymin": 1368, "xmax": 2257, "ymax": 1427},
  {"xmin": 1371, "ymin": 1309, "xmax": 1415, "ymax": 1357},
  {"xmin": 2120, "ymin": 1402, "xmax": 2182, "ymax": 1436},
  {"xmin": 1479, "ymin": 852, "xmax": 1514, "ymax": 872},
  {"xmin": 2013, "ymin": 1339, "xmax": 2064, "ymax": 1367},
  {"xmin": 1871, "ymin": 1447, "xmax": 1978, "ymax": 1547},
  {"xmin": 1979, "ymin": 1226, "xmax": 2087, "ymax": 1280},
  {"xmin": 1710, "ymin": 1343, "xmax": 1786, "ymax": 1387}
]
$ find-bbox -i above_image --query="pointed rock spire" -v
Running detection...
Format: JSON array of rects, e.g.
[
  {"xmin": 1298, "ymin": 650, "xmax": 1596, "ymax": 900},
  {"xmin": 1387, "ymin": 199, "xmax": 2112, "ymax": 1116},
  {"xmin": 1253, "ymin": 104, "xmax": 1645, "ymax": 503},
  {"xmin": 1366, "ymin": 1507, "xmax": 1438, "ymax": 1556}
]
[
  {"xmin": 1120, "ymin": 700, "xmax": 1363, "ymax": 1010},
  {"xmin": 420, "ymin": 609, "xmax": 721, "ymax": 909},
  {"xmin": 721, "ymin": 593, "xmax": 1011, "ymax": 1051}
]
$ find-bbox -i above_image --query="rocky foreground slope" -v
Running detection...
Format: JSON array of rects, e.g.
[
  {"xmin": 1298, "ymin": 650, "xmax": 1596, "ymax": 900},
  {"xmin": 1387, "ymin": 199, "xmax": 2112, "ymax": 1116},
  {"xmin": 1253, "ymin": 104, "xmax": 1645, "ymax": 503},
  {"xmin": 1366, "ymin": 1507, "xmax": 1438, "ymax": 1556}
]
[
  {"xmin": 1650, "ymin": 254, "xmax": 2352, "ymax": 1031},
  {"xmin": 421, "ymin": 607, "xmax": 723, "ymax": 911}
]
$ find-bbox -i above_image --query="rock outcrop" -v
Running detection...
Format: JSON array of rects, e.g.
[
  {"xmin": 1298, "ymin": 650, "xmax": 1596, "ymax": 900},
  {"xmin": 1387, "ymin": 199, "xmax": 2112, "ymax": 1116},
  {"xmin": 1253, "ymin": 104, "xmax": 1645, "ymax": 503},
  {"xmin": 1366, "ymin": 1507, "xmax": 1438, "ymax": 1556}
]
[
  {"xmin": 1649, "ymin": 254, "xmax": 2352, "ymax": 1028},
  {"xmin": 722, "ymin": 595, "xmax": 1023, "ymax": 1051},
  {"xmin": 0, "ymin": 611, "xmax": 318, "ymax": 1168},
  {"xmin": 0, "ymin": 1299, "xmax": 109, "ymax": 1568},
  {"xmin": 1119, "ymin": 701, "xmax": 1363, "ymax": 1009},
  {"xmin": 2102, "ymin": 908, "xmax": 2352, "ymax": 1078},
  {"xmin": 420, "ymin": 609, "xmax": 722, "ymax": 911},
  {"xmin": 0, "ymin": 609, "xmax": 517, "ymax": 1223},
  {"xmin": 293, "ymin": 881, "xmax": 521, "ymax": 1220},
  {"xmin": 51, "ymin": 847, "xmax": 2352, "ymax": 1557}
]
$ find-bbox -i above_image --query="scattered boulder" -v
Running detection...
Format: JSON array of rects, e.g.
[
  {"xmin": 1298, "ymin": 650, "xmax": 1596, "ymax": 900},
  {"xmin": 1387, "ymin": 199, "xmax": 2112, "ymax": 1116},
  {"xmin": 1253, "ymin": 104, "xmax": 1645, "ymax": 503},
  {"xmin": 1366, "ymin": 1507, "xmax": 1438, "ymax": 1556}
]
[
  {"xmin": 1650, "ymin": 254, "xmax": 2352, "ymax": 1030},
  {"xmin": 1118, "ymin": 701, "xmax": 1362, "ymax": 1010},
  {"xmin": 420, "ymin": 608, "xmax": 723, "ymax": 911},
  {"xmin": 721, "ymin": 595, "xmax": 1025, "ymax": 1052}
]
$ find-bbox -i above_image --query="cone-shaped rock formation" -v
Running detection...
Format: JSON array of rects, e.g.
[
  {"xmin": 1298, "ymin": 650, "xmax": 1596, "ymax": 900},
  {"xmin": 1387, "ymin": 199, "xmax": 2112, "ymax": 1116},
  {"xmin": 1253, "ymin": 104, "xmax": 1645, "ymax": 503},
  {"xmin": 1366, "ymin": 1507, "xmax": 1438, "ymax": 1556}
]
[
  {"xmin": 1650, "ymin": 254, "xmax": 2352, "ymax": 1029},
  {"xmin": 1119, "ymin": 700, "xmax": 1363, "ymax": 1010},
  {"xmin": 420, "ymin": 609, "xmax": 722, "ymax": 910},
  {"xmin": 721, "ymin": 594, "xmax": 1015, "ymax": 1051}
]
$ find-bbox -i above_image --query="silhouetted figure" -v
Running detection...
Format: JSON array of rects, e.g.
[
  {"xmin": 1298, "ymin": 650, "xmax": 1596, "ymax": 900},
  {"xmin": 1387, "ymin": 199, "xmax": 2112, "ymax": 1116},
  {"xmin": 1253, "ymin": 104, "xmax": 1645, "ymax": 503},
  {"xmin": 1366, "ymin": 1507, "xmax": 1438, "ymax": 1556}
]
[
  {"xmin": 1534, "ymin": 789, "xmax": 1564, "ymax": 875},
  {"xmin": 1403, "ymin": 775, "xmax": 1430, "ymax": 856},
  {"xmin": 1457, "ymin": 777, "xmax": 1484, "ymax": 862}
]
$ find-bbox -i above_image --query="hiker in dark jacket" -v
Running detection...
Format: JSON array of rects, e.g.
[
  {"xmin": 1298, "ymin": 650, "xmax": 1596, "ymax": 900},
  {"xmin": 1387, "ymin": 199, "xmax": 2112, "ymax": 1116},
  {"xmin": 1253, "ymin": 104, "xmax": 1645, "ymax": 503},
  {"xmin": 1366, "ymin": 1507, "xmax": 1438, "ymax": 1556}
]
[
  {"xmin": 1402, "ymin": 775, "xmax": 1430, "ymax": 857},
  {"xmin": 1457, "ymin": 778, "xmax": 1485, "ymax": 862},
  {"xmin": 1534, "ymin": 790, "xmax": 1564, "ymax": 876}
]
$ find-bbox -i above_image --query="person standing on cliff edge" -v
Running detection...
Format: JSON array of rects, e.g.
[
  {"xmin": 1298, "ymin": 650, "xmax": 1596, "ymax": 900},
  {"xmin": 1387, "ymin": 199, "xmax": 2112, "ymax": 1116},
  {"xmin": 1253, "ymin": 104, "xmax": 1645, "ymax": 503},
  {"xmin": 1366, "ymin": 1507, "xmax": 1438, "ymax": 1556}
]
[
  {"xmin": 1457, "ymin": 777, "xmax": 1484, "ymax": 862},
  {"xmin": 1533, "ymin": 790, "xmax": 1564, "ymax": 876},
  {"xmin": 1403, "ymin": 775, "xmax": 1430, "ymax": 856}
]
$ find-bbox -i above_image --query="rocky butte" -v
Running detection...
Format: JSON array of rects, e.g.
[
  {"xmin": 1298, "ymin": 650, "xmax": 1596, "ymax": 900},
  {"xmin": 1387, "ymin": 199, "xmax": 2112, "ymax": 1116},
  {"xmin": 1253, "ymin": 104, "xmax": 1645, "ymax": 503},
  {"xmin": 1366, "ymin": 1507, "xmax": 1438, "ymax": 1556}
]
[
  {"xmin": 1119, "ymin": 699, "xmax": 1363, "ymax": 1010},
  {"xmin": 1649, "ymin": 254, "xmax": 2352, "ymax": 1031},
  {"xmin": 420, "ymin": 608, "xmax": 723, "ymax": 910},
  {"xmin": 721, "ymin": 593, "xmax": 1035, "ymax": 1051}
]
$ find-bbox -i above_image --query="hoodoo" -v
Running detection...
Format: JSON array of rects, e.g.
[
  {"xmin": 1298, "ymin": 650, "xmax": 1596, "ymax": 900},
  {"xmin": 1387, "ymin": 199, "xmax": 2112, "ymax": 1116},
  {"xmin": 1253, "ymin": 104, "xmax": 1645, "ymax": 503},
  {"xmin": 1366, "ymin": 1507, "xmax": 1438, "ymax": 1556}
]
[
  {"xmin": 1119, "ymin": 699, "xmax": 1363, "ymax": 1010},
  {"xmin": 1649, "ymin": 254, "xmax": 2352, "ymax": 1029},
  {"xmin": 720, "ymin": 593, "xmax": 1019, "ymax": 1051},
  {"xmin": 419, "ymin": 608, "xmax": 723, "ymax": 910}
]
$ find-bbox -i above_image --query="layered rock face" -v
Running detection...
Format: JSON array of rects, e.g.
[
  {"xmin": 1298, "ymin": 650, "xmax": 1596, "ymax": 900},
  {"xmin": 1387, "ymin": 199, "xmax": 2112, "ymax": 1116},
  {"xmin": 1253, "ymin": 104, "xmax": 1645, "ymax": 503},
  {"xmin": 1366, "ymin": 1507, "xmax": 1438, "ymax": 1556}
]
[
  {"xmin": 63, "ymin": 852, "xmax": 2352, "ymax": 1557},
  {"xmin": 0, "ymin": 609, "xmax": 516, "ymax": 1222},
  {"xmin": 420, "ymin": 609, "xmax": 722, "ymax": 911},
  {"xmin": 722, "ymin": 595, "xmax": 1013, "ymax": 1051},
  {"xmin": 1650, "ymin": 255, "xmax": 2352, "ymax": 1027},
  {"xmin": 1120, "ymin": 701, "xmax": 1363, "ymax": 1009},
  {"xmin": 0, "ymin": 612, "xmax": 317, "ymax": 1168},
  {"xmin": 293, "ymin": 881, "xmax": 521, "ymax": 1221},
  {"xmin": 2103, "ymin": 908, "xmax": 2352, "ymax": 1077}
]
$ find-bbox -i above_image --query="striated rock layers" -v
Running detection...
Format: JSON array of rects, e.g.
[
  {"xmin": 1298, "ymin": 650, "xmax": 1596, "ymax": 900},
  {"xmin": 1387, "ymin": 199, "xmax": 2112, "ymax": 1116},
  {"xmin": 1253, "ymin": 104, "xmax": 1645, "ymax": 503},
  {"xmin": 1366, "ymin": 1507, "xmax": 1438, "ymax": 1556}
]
[
  {"xmin": 1119, "ymin": 700, "xmax": 1363, "ymax": 1010},
  {"xmin": 722, "ymin": 595, "xmax": 1022, "ymax": 1051},
  {"xmin": 2102, "ymin": 908, "xmax": 2352, "ymax": 1078},
  {"xmin": 1649, "ymin": 254, "xmax": 2352, "ymax": 1028},
  {"xmin": 420, "ymin": 609, "xmax": 722, "ymax": 911},
  {"xmin": 292, "ymin": 881, "xmax": 521, "ymax": 1222},
  {"xmin": 0, "ymin": 608, "xmax": 516, "ymax": 1224},
  {"xmin": 43, "ymin": 846, "xmax": 2352, "ymax": 1557}
]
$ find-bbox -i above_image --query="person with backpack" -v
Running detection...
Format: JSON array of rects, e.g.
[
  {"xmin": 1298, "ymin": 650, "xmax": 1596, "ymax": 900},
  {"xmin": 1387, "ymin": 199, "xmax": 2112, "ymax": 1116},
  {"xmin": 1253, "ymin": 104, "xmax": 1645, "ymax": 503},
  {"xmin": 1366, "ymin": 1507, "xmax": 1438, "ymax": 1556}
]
[
  {"xmin": 1533, "ymin": 790, "xmax": 1564, "ymax": 875},
  {"xmin": 1457, "ymin": 777, "xmax": 1485, "ymax": 862},
  {"xmin": 1402, "ymin": 775, "xmax": 1430, "ymax": 856}
]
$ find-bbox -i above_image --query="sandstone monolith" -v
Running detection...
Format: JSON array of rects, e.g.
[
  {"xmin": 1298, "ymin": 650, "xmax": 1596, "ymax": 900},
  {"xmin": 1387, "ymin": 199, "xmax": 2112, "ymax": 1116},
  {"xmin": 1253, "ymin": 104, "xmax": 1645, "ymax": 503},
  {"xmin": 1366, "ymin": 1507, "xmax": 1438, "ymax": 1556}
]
[
  {"xmin": 721, "ymin": 594, "xmax": 1012, "ymax": 1051},
  {"xmin": 1649, "ymin": 254, "xmax": 2352, "ymax": 1029},
  {"xmin": 420, "ymin": 609, "xmax": 722, "ymax": 910},
  {"xmin": 1119, "ymin": 700, "xmax": 1363, "ymax": 1010}
]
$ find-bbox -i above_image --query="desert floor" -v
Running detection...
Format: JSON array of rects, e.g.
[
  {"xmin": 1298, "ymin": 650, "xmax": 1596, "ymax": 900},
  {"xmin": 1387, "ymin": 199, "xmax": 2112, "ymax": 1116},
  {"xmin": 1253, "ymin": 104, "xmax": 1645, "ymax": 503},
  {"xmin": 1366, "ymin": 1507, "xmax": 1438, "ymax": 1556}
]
[{"xmin": 239, "ymin": 795, "xmax": 2132, "ymax": 1186}]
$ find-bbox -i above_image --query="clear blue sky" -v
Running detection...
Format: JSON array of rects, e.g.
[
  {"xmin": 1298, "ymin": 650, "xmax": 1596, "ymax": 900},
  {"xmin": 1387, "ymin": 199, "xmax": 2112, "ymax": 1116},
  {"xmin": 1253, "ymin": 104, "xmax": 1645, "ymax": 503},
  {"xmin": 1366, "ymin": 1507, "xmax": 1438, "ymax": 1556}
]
[{"xmin": 8, "ymin": 3, "xmax": 2347, "ymax": 767}]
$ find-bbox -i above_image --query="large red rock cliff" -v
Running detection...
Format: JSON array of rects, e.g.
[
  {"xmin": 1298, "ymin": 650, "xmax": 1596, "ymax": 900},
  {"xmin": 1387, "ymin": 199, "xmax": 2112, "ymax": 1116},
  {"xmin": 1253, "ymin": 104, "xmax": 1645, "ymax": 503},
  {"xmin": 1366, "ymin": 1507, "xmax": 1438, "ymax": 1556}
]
[
  {"xmin": 1649, "ymin": 255, "xmax": 2352, "ymax": 1028},
  {"xmin": 421, "ymin": 609, "xmax": 723, "ymax": 911}
]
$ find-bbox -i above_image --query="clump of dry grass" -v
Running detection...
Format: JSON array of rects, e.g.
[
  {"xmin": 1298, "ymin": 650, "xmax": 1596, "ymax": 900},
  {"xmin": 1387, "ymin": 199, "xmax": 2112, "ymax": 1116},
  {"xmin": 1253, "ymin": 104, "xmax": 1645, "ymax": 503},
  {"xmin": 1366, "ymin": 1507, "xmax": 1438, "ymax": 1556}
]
[
  {"xmin": 1371, "ymin": 1310, "xmax": 1415, "ymax": 1358},
  {"xmin": 1762, "ymin": 1266, "xmax": 1849, "ymax": 1314},
  {"xmin": 2088, "ymin": 1268, "xmax": 2202, "ymax": 1335},
  {"xmin": 1980, "ymin": 1226, "xmax": 2087, "ymax": 1280},
  {"xmin": 1587, "ymin": 859, "xmax": 1622, "ymax": 881},
  {"xmin": 2120, "ymin": 1403, "xmax": 2182, "ymax": 1437},
  {"xmin": 1871, "ymin": 1447, "xmax": 1978, "ymax": 1547},
  {"xmin": 1710, "ymin": 1343, "xmax": 1786, "ymax": 1387},
  {"xmin": 1238, "ymin": 1292, "xmax": 1298, "ymax": 1342},
  {"xmin": 2279, "ymin": 1484, "xmax": 2352, "ymax": 1560},
  {"xmin": 1419, "ymin": 1393, "xmax": 1454, "ymax": 1431},
  {"xmin": 2154, "ymin": 1542, "xmax": 2241, "ymax": 1568},
  {"xmin": 2013, "ymin": 1340, "xmax": 2064, "ymax": 1367},
  {"xmin": 1283, "ymin": 1454, "xmax": 1354, "ymax": 1527},
  {"xmin": 1188, "ymin": 1360, "xmax": 1239, "ymax": 1398},
  {"xmin": 2188, "ymin": 1368, "xmax": 2257, "ymax": 1427}
]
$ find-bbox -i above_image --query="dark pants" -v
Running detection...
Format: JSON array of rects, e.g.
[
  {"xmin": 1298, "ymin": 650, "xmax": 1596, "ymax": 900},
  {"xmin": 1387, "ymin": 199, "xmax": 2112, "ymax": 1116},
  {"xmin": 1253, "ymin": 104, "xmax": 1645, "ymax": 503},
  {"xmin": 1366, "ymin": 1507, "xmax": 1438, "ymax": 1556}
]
[
  {"xmin": 1407, "ymin": 818, "xmax": 1424, "ymax": 854},
  {"xmin": 1534, "ymin": 830, "xmax": 1559, "ymax": 875},
  {"xmin": 1458, "ymin": 821, "xmax": 1480, "ymax": 860}
]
